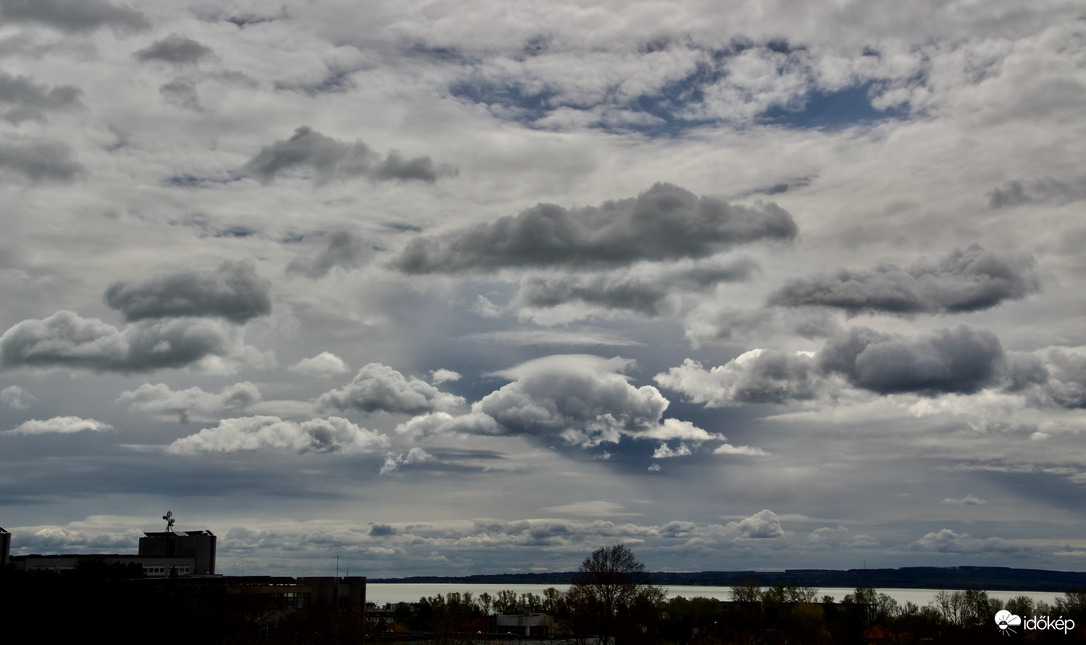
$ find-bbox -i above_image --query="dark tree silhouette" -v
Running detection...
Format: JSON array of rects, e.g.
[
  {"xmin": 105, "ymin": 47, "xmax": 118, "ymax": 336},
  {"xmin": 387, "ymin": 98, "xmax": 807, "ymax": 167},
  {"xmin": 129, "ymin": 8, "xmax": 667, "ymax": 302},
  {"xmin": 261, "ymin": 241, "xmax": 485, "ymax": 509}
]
[{"xmin": 561, "ymin": 544, "xmax": 663, "ymax": 645}]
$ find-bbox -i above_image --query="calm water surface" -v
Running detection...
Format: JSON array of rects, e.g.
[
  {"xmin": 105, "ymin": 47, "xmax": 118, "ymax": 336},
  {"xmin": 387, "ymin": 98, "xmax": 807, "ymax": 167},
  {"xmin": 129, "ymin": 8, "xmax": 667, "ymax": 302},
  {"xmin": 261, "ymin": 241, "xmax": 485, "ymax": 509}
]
[{"xmin": 367, "ymin": 583, "xmax": 1064, "ymax": 607}]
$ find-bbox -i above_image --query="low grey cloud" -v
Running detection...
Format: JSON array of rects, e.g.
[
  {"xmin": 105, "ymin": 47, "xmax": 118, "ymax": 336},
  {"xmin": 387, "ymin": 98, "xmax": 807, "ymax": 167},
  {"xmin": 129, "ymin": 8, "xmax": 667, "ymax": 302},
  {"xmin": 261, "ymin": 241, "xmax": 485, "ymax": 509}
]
[
  {"xmin": 394, "ymin": 183, "xmax": 796, "ymax": 274},
  {"xmin": 518, "ymin": 257, "xmax": 759, "ymax": 315},
  {"xmin": 662, "ymin": 324, "xmax": 1028, "ymax": 406},
  {"xmin": 0, "ymin": 310, "xmax": 250, "ymax": 373},
  {"xmin": 819, "ymin": 325, "xmax": 1004, "ymax": 395},
  {"xmin": 655, "ymin": 349, "xmax": 823, "ymax": 407},
  {"xmin": 988, "ymin": 177, "xmax": 1086, "ymax": 208},
  {"xmin": 244, "ymin": 126, "xmax": 456, "ymax": 185},
  {"xmin": 159, "ymin": 77, "xmax": 202, "ymax": 111},
  {"xmin": 684, "ymin": 305, "xmax": 840, "ymax": 348},
  {"xmin": 769, "ymin": 245, "xmax": 1039, "ymax": 315},
  {"xmin": 0, "ymin": 72, "xmax": 83, "ymax": 125},
  {"xmin": 911, "ymin": 528, "xmax": 1020, "ymax": 553},
  {"xmin": 1, "ymin": 384, "xmax": 38, "ymax": 410},
  {"xmin": 0, "ymin": 137, "xmax": 85, "ymax": 184},
  {"xmin": 134, "ymin": 34, "xmax": 216, "ymax": 66},
  {"xmin": 9, "ymin": 416, "xmax": 113, "ymax": 435},
  {"xmin": 726, "ymin": 509, "xmax": 784, "ymax": 539},
  {"xmin": 1024, "ymin": 349, "xmax": 1086, "ymax": 409},
  {"xmin": 317, "ymin": 363, "xmax": 466, "ymax": 415},
  {"xmin": 287, "ymin": 231, "xmax": 370, "ymax": 278},
  {"xmin": 104, "ymin": 260, "xmax": 271, "ymax": 323},
  {"xmin": 117, "ymin": 381, "xmax": 261, "ymax": 423},
  {"xmin": 166, "ymin": 415, "xmax": 390, "ymax": 454},
  {"xmin": 0, "ymin": 0, "xmax": 150, "ymax": 34}
]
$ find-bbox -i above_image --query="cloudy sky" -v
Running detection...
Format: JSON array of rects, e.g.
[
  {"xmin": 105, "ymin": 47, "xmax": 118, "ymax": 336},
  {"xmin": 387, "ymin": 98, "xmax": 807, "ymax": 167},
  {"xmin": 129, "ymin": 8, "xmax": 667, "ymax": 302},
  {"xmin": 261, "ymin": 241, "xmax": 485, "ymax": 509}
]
[{"xmin": 2, "ymin": 0, "xmax": 1086, "ymax": 578}]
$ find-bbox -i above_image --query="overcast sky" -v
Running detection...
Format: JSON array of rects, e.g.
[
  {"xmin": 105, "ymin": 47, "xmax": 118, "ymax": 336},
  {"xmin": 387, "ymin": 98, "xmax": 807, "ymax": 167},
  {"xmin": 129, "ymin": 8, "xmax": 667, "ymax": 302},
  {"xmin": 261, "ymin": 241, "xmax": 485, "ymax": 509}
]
[{"xmin": 2, "ymin": 0, "xmax": 1086, "ymax": 578}]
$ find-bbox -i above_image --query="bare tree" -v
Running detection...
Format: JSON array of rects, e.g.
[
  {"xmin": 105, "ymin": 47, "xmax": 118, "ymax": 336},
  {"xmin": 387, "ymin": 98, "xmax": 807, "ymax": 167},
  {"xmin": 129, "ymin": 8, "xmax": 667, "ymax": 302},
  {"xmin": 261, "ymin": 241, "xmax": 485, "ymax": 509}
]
[{"xmin": 561, "ymin": 544, "xmax": 663, "ymax": 645}]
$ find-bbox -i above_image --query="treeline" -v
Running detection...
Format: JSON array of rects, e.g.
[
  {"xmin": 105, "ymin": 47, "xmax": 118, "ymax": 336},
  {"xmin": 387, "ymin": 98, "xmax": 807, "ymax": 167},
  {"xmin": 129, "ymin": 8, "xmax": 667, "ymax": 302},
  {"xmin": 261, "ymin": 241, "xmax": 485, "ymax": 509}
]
[{"xmin": 384, "ymin": 583, "xmax": 1086, "ymax": 644}]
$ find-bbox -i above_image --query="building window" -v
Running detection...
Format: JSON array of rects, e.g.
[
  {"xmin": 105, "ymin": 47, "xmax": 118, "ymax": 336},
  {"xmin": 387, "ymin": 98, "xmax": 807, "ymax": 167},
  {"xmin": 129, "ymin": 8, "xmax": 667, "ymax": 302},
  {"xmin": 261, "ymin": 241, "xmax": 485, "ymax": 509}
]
[{"xmin": 281, "ymin": 592, "xmax": 309, "ymax": 609}]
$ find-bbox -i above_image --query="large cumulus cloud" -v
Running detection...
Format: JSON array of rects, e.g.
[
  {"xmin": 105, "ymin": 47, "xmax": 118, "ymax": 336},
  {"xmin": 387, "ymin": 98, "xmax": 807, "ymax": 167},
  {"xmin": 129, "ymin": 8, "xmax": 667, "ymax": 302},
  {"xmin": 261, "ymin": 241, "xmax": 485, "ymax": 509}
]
[
  {"xmin": 244, "ymin": 126, "xmax": 456, "ymax": 185},
  {"xmin": 659, "ymin": 324, "xmax": 1010, "ymax": 405},
  {"xmin": 727, "ymin": 509, "xmax": 784, "ymax": 539},
  {"xmin": 769, "ymin": 245, "xmax": 1039, "ymax": 315},
  {"xmin": 166, "ymin": 415, "xmax": 389, "ymax": 454},
  {"xmin": 104, "ymin": 261, "xmax": 271, "ymax": 323},
  {"xmin": 0, "ymin": 310, "xmax": 259, "ymax": 373},
  {"xmin": 317, "ymin": 363, "xmax": 466, "ymax": 415},
  {"xmin": 819, "ymin": 325, "xmax": 1004, "ymax": 395},
  {"xmin": 400, "ymin": 355, "xmax": 724, "ymax": 451},
  {"xmin": 394, "ymin": 183, "xmax": 796, "ymax": 274}
]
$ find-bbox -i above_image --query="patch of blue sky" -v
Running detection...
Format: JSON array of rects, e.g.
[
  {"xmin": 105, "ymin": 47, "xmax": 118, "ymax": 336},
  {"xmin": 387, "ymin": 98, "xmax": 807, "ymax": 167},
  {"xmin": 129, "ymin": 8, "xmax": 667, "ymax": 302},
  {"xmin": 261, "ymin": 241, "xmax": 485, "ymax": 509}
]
[
  {"xmin": 760, "ymin": 82, "xmax": 907, "ymax": 130},
  {"xmin": 452, "ymin": 67, "xmax": 902, "ymax": 137}
]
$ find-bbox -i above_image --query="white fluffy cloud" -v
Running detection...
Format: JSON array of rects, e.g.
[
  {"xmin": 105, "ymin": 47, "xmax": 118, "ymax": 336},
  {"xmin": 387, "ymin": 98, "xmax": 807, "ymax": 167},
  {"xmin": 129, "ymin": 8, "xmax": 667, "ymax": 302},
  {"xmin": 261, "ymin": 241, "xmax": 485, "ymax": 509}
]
[
  {"xmin": 912, "ymin": 529, "xmax": 1021, "ymax": 553},
  {"xmin": 10, "ymin": 416, "xmax": 113, "ymax": 435},
  {"xmin": 166, "ymin": 415, "xmax": 389, "ymax": 454},
  {"xmin": 317, "ymin": 363, "xmax": 466, "ymax": 415},
  {"xmin": 289, "ymin": 351, "xmax": 350, "ymax": 378},
  {"xmin": 726, "ymin": 509, "xmax": 784, "ymax": 539},
  {"xmin": 656, "ymin": 350, "xmax": 824, "ymax": 407},
  {"xmin": 117, "ymin": 381, "xmax": 261, "ymax": 423}
]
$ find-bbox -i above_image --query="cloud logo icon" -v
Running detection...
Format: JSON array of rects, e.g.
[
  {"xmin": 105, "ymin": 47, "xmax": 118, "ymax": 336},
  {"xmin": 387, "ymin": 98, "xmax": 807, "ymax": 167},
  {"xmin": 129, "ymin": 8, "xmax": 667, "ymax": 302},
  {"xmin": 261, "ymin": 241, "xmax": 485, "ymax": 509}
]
[{"xmin": 995, "ymin": 609, "xmax": 1022, "ymax": 635}]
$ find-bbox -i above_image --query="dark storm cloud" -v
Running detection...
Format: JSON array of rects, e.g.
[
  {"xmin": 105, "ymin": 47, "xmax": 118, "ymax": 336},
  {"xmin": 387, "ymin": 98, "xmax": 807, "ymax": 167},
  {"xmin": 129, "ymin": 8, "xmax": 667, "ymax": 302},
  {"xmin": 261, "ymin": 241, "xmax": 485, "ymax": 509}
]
[
  {"xmin": 104, "ymin": 260, "xmax": 271, "ymax": 323},
  {"xmin": 518, "ymin": 257, "xmax": 759, "ymax": 315},
  {"xmin": 769, "ymin": 245, "xmax": 1039, "ymax": 315},
  {"xmin": 0, "ymin": 71, "xmax": 83, "ymax": 125},
  {"xmin": 818, "ymin": 324, "xmax": 1004, "ymax": 395},
  {"xmin": 133, "ymin": 34, "xmax": 215, "ymax": 65},
  {"xmin": 159, "ymin": 77, "xmax": 202, "ymax": 111},
  {"xmin": 316, "ymin": 363, "xmax": 466, "ymax": 415},
  {"xmin": 243, "ymin": 126, "xmax": 456, "ymax": 185},
  {"xmin": 988, "ymin": 177, "xmax": 1086, "ymax": 208},
  {"xmin": 0, "ymin": 311, "xmax": 242, "ymax": 373},
  {"xmin": 393, "ymin": 183, "xmax": 797, "ymax": 274},
  {"xmin": 0, "ymin": 137, "xmax": 85, "ymax": 184},
  {"xmin": 287, "ymin": 232, "xmax": 370, "ymax": 278},
  {"xmin": 0, "ymin": 0, "xmax": 150, "ymax": 34}
]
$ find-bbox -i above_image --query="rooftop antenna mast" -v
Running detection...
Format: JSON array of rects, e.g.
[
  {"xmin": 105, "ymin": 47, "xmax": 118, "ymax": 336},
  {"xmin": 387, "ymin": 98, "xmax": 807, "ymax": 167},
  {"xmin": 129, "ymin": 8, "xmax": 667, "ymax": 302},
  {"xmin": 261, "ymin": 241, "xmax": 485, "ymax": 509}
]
[{"xmin": 162, "ymin": 510, "xmax": 175, "ymax": 533}]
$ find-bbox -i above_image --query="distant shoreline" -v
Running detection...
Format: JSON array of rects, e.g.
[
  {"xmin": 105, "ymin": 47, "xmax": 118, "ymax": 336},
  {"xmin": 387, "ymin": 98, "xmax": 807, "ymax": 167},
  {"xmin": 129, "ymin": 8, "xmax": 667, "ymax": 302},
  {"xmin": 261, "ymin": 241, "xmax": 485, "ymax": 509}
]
[{"xmin": 370, "ymin": 565, "xmax": 1086, "ymax": 592}]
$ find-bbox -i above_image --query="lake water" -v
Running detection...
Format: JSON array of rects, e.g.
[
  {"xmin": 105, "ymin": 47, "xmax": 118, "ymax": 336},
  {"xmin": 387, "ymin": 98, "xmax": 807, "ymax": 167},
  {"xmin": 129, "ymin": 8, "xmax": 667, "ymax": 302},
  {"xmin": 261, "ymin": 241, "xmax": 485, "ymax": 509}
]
[{"xmin": 367, "ymin": 583, "xmax": 1065, "ymax": 608}]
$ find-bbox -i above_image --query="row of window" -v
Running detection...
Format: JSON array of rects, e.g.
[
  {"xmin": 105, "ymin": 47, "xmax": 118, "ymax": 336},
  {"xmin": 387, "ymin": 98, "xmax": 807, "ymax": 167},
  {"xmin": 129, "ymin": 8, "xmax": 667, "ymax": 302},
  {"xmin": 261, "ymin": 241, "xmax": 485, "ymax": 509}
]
[{"xmin": 143, "ymin": 565, "xmax": 192, "ymax": 576}]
